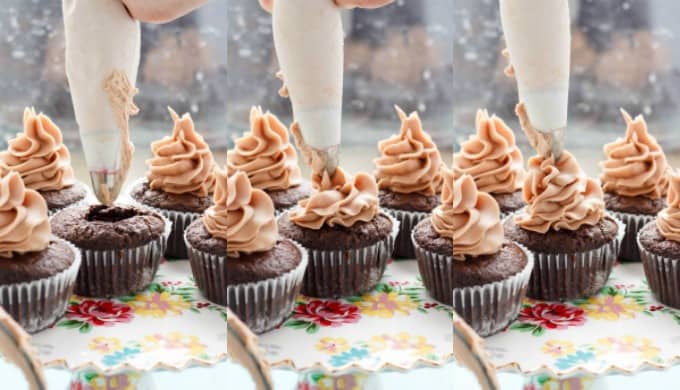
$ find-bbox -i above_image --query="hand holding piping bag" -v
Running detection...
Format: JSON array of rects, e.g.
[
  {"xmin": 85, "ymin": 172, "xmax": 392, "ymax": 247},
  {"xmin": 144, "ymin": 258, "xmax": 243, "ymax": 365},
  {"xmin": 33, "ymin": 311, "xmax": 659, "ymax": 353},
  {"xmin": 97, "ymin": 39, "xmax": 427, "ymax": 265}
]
[
  {"xmin": 268, "ymin": 0, "xmax": 394, "ymax": 179},
  {"xmin": 259, "ymin": 0, "xmax": 394, "ymax": 13},
  {"xmin": 63, "ymin": 0, "xmax": 206, "ymax": 205},
  {"xmin": 500, "ymin": 0, "xmax": 570, "ymax": 160}
]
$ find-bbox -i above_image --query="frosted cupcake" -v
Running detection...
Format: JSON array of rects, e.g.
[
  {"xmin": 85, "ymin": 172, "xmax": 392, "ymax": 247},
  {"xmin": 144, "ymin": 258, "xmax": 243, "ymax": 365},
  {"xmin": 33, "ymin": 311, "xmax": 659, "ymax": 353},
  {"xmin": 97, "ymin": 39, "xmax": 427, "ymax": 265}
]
[
  {"xmin": 278, "ymin": 168, "xmax": 398, "ymax": 298},
  {"xmin": 130, "ymin": 107, "xmax": 215, "ymax": 258},
  {"xmin": 415, "ymin": 166, "xmax": 533, "ymax": 336},
  {"xmin": 374, "ymin": 106, "xmax": 442, "ymax": 258},
  {"xmin": 504, "ymin": 151, "xmax": 624, "ymax": 301},
  {"xmin": 454, "ymin": 109, "xmax": 525, "ymax": 217},
  {"xmin": 186, "ymin": 167, "xmax": 308, "ymax": 333},
  {"xmin": 0, "ymin": 165, "xmax": 81, "ymax": 332},
  {"xmin": 0, "ymin": 108, "xmax": 87, "ymax": 215},
  {"xmin": 600, "ymin": 110, "xmax": 669, "ymax": 261},
  {"xmin": 639, "ymin": 170, "xmax": 680, "ymax": 309},
  {"xmin": 227, "ymin": 106, "xmax": 311, "ymax": 214}
]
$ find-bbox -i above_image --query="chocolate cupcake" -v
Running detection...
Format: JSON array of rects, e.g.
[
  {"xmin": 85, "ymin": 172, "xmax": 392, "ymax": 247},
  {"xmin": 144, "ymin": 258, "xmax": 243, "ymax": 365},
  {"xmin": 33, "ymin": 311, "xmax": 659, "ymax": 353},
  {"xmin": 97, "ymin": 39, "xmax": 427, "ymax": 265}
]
[
  {"xmin": 51, "ymin": 204, "xmax": 170, "ymax": 297},
  {"xmin": 503, "ymin": 150, "xmax": 624, "ymax": 301},
  {"xmin": 227, "ymin": 106, "xmax": 311, "ymax": 214},
  {"xmin": 130, "ymin": 107, "xmax": 215, "ymax": 258},
  {"xmin": 454, "ymin": 109, "xmax": 525, "ymax": 218},
  {"xmin": 278, "ymin": 167, "xmax": 398, "ymax": 298},
  {"xmin": 186, "ymin": 168, "xmax": 307, "ymax": 333},
  {"xmin": 0, "ymin": 108, "xmax": 88, "ymax": 215},
  {"xmin": 639, "ymin": 170, "xmax": 680, "ymax": 309},
  {"xmin": 374, "ymin": 106, "xmax": 442, "ymax": 258},
  {"xmin": 413, "ymin": 167, "xmax": 533, "ymax": 336},
  {"xmin": 600, "ymin": 110, "xmax": 669, "ymax": 261},
  {"xmin": 0, "ymin": 166, "xmax": 81, "ymax": 332}
]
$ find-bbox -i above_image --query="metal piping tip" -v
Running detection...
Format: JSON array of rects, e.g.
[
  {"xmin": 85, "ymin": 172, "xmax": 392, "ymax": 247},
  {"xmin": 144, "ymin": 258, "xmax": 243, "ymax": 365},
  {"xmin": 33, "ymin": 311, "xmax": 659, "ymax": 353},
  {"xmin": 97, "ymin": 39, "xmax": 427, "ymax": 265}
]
[
  {"xmin": 544, "ymin": 128, "xmax": 565, "ymax": 161},
  {"xmin": 321, "ymin": 145, "xmax": 339, "ymax": 177},
  {"xmin": 89, "ymin": 171, "xmax": 124, "ymax": 205}
]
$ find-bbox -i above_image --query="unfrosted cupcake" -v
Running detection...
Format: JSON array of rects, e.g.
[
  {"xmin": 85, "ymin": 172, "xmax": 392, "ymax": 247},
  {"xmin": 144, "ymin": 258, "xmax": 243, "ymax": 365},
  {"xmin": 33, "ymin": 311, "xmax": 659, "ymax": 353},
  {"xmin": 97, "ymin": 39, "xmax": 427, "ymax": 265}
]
[
  {"xmin": 130, "ymin": 107, "xmax": 215, "ymax": 258},
  {"xmin": 504, "ymin": 151, "xmax": 623, "ymax": 301},
  {"xmin": 278, "ymin": 167, "xmax": 398, "ymax": 298},
  {"xmin": 0, "ymin": 108, "xmax": 87, "ymax": 215},
  {"xmin": 454, "ymin": 109, "xmax": 525, "ymax": 217},
  {"xmin": 227, "ymin": 106, "xmax": 311, "ymax": 214},
  {"xmin": 0, "ymin": 165, "xmax": 81, "ymax": 332},
  {"xmin": 639, "ymin": 170, "xmax": 680, "ymax": 309},
  {"xmin": 374, "ymin": 106, "xmax": 442, "ymax": 258},
  {"xmin": 415, "ymin": 166, "xmax": 533, "ymax": 336},
  {"xmin": 186, "ymin": 167, "xmax": 308, "ymax": 333},
  {"xmin": 600, "ymin": 110, "xmax": 669, "ymax": 261},
  {"xmin": 51, "ymin": 204, "xmax": 169, "ymax": 297}
]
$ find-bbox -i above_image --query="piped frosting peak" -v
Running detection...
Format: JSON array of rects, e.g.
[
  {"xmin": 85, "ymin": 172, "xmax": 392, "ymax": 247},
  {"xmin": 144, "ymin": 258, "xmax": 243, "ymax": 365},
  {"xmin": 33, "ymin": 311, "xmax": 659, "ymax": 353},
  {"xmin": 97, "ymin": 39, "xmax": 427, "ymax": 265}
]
[
  {"xmin": 146, "ymin": 107, "xmax": 216, "ymax": 196},
  {"xmin": 375, "ymin": 106, "xmax": 443, "ymax": 196},
  {"xmin": 600, "ymin": 109, "xmax": 669, "ymax": 199}
]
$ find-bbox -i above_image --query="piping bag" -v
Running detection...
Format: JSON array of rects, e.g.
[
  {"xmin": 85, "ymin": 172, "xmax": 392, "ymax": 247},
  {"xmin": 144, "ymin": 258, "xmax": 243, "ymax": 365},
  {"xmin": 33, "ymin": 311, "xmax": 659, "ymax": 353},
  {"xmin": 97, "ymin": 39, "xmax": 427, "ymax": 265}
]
[
  {"xmin": 273, "ymin": 0, "xmax": 343, "ymax": 177},
  {"xmin": 500, "ymin": 0, "xmax": 570, "ymax": 159},
  {"xmin": 63, "ymin": 0, "xmax": 140, "ymax": 204}
]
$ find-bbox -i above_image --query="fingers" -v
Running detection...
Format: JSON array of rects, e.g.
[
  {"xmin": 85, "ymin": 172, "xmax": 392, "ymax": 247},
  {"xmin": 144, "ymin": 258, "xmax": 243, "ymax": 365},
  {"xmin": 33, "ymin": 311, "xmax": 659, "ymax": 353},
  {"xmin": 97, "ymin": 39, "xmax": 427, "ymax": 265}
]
[
  {"xmin": 260, "ymin": 0, "xmax": 394, "ymax": 12},
  {"xmin": 259, "ymin": 0, "xmax": 273, "ymax": 13},
  {"xmin": 334, "ymin": 0, "xmax": 395, "ymax": 9},
  {"xmin": 122, "ymin": 0, "xmax": 207, "ymax": 23}
]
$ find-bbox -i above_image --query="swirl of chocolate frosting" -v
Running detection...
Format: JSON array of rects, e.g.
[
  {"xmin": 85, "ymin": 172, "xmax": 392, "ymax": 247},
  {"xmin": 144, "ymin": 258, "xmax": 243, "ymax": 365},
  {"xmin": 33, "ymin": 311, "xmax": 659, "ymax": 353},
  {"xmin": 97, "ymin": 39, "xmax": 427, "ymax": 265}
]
[
  {"xmin": 432, "ymin": 165, "xmax": 454, "ymax": 247},
  {"xmin": 657, "ymin": 170, "xmax": 680, "ymax": 242},
  {"xmin": 289, "ymin": 168, "xmax": 379, "ymax": 230},
  {"xmin": 454, "ymin": 109, "xmax": 524, "ymax": 194},
  {"xmin": 600, "ymin": 109, "xmax": 669, "ymax": 199},
  {"xmin": 516, "ymin": 151, "xmax": 605, "ymax": 234},
  {"xmin": 146, "ymin": 107, "xmax": 216, "ymax": 197},
  {"xmin": 225, "ymin": 169, "xmax": 277, "ymax": 258},
  {"xmin": 375, "ymin": 106, "xmax": 443, "ymax": 196},
  {"xmin": 0, "ymin": 164, "xmax": 51, "ymax": 257},
  {"xmin": 451, "ymin": 169, "xmax": 503, "ymax": 260},
  {"xmin": 227, "ymin": 106, "xmax": 302, "ymax": 191},
  {"xmin": 0, "ymin": 108, "xmax": 75, "ymax": 191}
]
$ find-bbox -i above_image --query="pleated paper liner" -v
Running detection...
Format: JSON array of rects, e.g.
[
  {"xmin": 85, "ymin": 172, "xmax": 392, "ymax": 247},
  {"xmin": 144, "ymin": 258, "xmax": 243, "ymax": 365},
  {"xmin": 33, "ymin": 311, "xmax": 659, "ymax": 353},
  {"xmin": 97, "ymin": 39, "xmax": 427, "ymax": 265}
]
[
  {"xmin": 382, "ymin": 206, "xmax": 429, "ymax": 258},
  {"xmin": 187, "ymin": 233, "xmax": 309, "ymax": 334},
  {"xmin": 71, "ymin": 213, "xmax": 171, "ymax": 297},
  {"xmin": 279, "ymin": 212, "xmax": 399, "ymax": 298},
  {"xmin": 0, "ymin": 238, "xmax": 81, "ymax": 333},
  {"xmin": 522, "ymin": 215, "xmax": 625, "ymax": 301},
  {"xmin": 128, "ymin": 178, "xmax": 204, "ymax": 259},
  {"xmin": 608, "ymin": 209, "xmax": 655, "ymax": 262},
  {"xmin": 639, "ymin": 223, "xmax": 680, "ymax": 310}
]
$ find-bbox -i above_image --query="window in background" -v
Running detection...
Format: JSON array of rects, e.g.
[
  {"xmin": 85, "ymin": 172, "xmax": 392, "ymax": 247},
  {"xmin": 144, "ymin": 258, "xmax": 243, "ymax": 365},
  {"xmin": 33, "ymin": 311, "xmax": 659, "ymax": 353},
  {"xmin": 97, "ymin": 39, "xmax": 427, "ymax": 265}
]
[
  {"xmin": 0, "ymin": 0, "xmax": 228, "ymax": 152},
  {"xmin": 453, "ymin": 0, "xmax": 680, "ymax": 153},
  {"xmin": 226, "ymin": 0, "xmax": 454, "ymax": 156}
]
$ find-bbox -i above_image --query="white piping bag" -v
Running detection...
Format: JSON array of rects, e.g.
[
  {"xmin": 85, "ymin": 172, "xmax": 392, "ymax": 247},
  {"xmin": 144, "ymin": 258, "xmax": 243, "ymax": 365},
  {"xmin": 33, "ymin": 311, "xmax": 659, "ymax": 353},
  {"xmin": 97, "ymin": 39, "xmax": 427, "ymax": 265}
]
[
  {"xmin": 273, "ymin": 0, "xmax": 343, "ymax": 175},
  {"xmin": 500, "ymin": 0, "xmax": 570, "ymax": 159},
  {"xmin": 63, "ymin": 0, "xmax": 140, "ymax": 204}
]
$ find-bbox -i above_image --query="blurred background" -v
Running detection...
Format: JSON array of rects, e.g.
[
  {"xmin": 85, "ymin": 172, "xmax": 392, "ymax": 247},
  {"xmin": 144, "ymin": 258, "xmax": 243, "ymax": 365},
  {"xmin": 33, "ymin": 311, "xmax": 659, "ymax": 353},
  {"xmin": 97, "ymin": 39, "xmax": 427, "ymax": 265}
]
[
  {"xmin": 4, "ymin": 0, "xmax": 680, "ymax": 176},
  {"xmin": 226, "ymin": 0, "xmax": 455, "ymax": 174},
  {"xmin": 0, "ymin": 0, "xmax": 228, "ymax": 179},
  {"xmin": 453, "ymin": 0, "xmax": 680, "ymax": 175}
]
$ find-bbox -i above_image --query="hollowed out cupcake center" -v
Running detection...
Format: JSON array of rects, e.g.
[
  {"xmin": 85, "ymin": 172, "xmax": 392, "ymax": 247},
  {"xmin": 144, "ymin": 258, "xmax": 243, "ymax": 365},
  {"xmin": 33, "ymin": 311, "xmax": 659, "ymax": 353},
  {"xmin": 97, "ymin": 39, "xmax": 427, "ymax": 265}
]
[{"xmin": 85, "ymin": 205, "xmax": 138, "ymax": 222}]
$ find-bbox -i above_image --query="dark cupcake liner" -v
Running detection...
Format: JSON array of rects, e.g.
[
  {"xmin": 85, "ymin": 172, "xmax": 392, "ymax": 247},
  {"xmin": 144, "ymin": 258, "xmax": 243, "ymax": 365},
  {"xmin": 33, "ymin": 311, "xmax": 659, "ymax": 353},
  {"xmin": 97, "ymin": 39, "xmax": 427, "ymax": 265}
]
[
  {"xmin": 638, "ymin": 227, "xmax": 680, "ymax": 309},
  {"xmin": 287, "ymin": 213, "xmax": 399, "ymax": 298},
  {"xmin": 0, "ymin": 238, "xmax": 81, "ymax": 333},
  {"xmin": 73, "ymin": 214, "xmax": 171, "ymax": 298},
  {"xmin": 607, "ymin": 210, "xmax": 654, "ymax": 262},
  {"xmin": 186, "ymin": 236, "xmax": 308, "ymax": 334},
  {"xmin": 446, "ymin": 244, "xmax": 533, "ymax": 337},
  {"xmin": 382, "ymin": 207, "xmax": 429, "ymax": 259},
  {"xmin": 520, "ymin": 215, "xmax": 625, "ymax": 301},
  {"xmin": 128, "ymin": 178, "xmax": 202, "ymax": 259}
]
